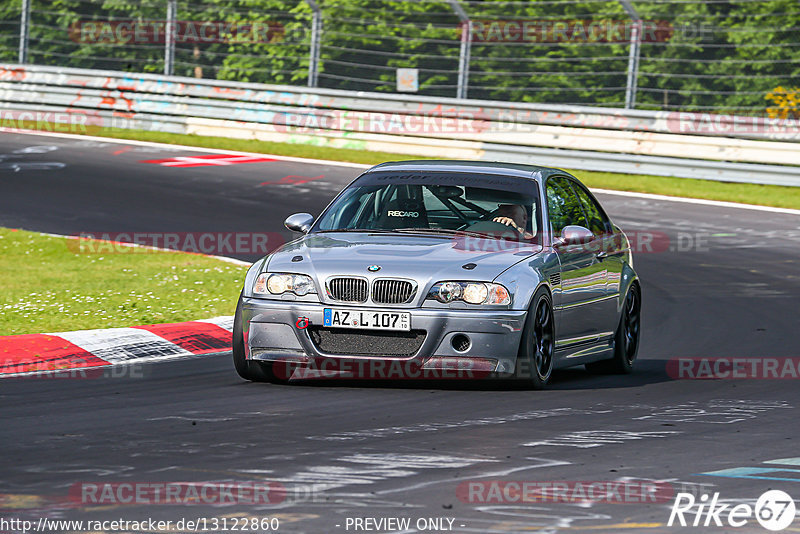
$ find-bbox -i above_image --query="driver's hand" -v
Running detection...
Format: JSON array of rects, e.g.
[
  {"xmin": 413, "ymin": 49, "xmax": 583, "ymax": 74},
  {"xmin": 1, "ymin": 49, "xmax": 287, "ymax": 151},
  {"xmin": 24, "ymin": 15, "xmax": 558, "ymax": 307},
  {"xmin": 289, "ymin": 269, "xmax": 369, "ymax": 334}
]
[
  {"xmin": 493, "ymin": 216, "xmax": 522, "ymax": 232},
  {"xmin": 493, "ymin": 217, "xmax": 534, "ymax": 240}
]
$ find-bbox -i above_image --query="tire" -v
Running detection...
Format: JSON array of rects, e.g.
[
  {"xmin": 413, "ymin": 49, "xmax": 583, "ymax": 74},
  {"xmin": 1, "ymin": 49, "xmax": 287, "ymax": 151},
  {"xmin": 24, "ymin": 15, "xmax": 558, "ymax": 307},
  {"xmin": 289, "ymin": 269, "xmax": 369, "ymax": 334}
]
[
  {"xmin": 586, "ymin": 283, "xmax": 641, "ymax": 375},
  {"xmin": 514, "ymin": 287, "xmax": 556, "ymax": 389},
  {"xmin": 232, "ymin": 296, "xmax": 289, "ymax": 384}
]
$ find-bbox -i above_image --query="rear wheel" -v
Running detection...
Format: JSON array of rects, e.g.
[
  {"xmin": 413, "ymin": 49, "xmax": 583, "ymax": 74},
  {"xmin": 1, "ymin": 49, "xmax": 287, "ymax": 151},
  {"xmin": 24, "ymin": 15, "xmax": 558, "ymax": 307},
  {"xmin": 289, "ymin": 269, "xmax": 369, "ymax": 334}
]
[
  {"xmin": 514, "ymin": 287, "xmax": 555, "ymax": 389},
  {"xmin": 586, "ymin": 283, "xmax": 641, "ymax": 374},
  {"xmin": 232, "ymin": 296, "xmax": 289, "ymax": 384}
]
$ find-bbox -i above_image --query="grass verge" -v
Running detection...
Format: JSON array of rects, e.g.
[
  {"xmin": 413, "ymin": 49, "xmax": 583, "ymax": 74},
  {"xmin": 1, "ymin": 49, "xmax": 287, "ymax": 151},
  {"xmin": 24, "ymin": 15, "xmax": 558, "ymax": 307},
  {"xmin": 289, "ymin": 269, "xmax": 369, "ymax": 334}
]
[{"xmin": 0, "ymin": 227, "xmax": 247, "ymax": 336}]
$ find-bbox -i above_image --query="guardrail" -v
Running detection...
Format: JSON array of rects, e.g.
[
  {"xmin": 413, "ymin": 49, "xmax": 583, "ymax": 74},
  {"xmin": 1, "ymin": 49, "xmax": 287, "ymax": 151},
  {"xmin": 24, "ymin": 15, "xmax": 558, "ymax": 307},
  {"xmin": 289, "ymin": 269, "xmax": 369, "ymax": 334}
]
[{"xmin": 1, "ymin": 64, "xmax": 799, "ymax": 186}]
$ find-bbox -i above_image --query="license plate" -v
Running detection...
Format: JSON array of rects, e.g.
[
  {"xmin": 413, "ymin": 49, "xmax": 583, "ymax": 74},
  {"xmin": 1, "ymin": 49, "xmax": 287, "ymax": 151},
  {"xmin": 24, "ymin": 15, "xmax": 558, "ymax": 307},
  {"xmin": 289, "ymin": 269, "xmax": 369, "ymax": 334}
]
[{"xmin": 323, "ymin": 308, "xmax": 411, "ymax": 331}]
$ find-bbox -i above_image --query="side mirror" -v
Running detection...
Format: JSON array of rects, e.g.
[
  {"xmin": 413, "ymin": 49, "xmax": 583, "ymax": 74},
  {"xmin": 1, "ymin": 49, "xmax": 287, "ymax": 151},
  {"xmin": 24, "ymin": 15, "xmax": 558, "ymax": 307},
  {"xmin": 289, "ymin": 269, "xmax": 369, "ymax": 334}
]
[
  {"xmin": 284, "ymin": 213, "xmax": 314, "ymax": 234},
  {"xmin": 554, "ymin": 225, "xmax": 594, "ymax": 246}
]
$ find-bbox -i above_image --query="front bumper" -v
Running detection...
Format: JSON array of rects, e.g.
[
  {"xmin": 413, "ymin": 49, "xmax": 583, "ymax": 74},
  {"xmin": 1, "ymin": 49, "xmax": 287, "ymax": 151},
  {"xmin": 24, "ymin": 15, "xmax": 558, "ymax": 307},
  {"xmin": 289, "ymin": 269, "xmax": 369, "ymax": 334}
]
[{"xmin": 241, "ymin": 297, "xmax": 527, "ymax": 374}]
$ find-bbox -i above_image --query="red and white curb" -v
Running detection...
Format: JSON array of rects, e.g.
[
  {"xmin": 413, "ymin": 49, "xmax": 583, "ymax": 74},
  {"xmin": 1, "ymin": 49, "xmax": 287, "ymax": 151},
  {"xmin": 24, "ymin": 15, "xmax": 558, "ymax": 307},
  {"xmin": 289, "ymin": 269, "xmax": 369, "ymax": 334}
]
[{"xmin": 0, "ymin": 316, "xmax": 233, "ymax": 377}]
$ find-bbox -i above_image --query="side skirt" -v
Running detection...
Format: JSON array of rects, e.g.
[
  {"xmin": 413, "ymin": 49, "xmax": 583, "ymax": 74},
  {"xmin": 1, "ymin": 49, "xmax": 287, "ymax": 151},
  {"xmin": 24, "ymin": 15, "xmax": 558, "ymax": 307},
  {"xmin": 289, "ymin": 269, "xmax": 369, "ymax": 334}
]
[{"xmin": 554, "ymin": 337, "xmax": 615, "ymax": 369}]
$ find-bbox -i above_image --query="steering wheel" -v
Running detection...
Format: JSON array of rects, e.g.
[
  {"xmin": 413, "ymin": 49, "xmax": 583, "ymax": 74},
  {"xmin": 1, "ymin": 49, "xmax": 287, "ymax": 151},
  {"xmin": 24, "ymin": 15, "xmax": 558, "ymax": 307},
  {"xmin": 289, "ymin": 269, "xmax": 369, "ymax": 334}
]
[
  {"xmin": 461, "ymin": 220, "xmax": 524, "ymax": 236},
  {"xmin": 456, "ymin": 210, "xmax": 502, "ymax": 230}
]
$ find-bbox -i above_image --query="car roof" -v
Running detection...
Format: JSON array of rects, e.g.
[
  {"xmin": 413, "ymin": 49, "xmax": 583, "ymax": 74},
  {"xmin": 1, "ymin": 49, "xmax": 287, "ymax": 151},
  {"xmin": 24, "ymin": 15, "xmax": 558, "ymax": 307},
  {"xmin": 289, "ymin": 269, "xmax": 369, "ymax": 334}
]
[{"xmin": 366, "ymin": 160, "xmax": 573, "ymax": 181}]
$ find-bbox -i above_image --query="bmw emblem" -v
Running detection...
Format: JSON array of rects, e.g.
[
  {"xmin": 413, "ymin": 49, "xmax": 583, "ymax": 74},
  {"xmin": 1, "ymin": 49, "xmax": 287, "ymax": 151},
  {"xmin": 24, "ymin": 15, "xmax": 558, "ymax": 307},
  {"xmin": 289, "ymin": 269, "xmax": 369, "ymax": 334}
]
[{"xmin": 367, "ymin": 265, "xmax": 381, "ymax": 272}]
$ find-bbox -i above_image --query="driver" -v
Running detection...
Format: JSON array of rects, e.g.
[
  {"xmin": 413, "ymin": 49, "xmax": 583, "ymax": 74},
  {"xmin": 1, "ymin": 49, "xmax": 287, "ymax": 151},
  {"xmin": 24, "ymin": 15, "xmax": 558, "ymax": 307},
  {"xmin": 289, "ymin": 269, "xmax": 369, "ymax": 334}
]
[{"xmin": 493, "ymin": 204, "xmax": 534, "ymax": 239}]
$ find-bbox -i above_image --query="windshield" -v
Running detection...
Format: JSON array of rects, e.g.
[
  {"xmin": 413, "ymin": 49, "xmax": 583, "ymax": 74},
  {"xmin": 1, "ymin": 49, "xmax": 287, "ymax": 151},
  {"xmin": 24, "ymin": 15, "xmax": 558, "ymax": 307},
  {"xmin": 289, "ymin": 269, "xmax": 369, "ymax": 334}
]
[{"xmin": 313, "ymin": 171, "xmax": 542, "ymax": 242}]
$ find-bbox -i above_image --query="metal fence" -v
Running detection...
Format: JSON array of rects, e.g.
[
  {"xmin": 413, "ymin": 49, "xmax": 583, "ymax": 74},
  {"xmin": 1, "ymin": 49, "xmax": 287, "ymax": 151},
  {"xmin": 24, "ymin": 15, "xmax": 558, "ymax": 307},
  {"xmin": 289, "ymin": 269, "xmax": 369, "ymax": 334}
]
[{"xmin": 1, "ymin": 0, "xmax": 799, "ymax": 116}]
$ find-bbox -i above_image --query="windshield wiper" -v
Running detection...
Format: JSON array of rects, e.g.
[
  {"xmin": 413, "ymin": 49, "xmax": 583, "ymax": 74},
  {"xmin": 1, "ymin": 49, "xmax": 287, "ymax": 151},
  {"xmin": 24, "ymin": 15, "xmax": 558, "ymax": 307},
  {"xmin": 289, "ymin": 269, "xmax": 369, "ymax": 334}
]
[
  {"xmin": 392, "ymin": 228, "xmax": 490, "ymax": 238},
  {"xmin": 316, "ymin": 228, "xmax": 396, "ymax": 233},
  {"xmin": 317, "ymin": 227, "xmax": 529, "ymax": 242},
  {"xmin": 394, "ymin": 227, "xmax": 536, "ymax": 243}
]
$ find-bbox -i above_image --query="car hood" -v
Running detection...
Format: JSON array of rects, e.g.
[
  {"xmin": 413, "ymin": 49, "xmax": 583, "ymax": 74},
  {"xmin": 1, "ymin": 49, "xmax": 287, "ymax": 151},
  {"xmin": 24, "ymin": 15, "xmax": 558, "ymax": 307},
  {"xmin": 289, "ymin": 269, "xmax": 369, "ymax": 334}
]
[{"xmin": 265, "ymin": 232, "xmax": 540, "ymax": 299}]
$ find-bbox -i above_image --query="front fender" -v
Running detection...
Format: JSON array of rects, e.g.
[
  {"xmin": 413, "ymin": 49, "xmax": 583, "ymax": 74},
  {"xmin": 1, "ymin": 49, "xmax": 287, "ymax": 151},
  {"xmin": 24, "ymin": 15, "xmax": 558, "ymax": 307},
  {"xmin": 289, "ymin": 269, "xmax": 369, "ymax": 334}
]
[
  {"xmin": 617, "ymin": 262, "xmax": 640, "ymax": 314},
  {"xmin": 241, "ymin": 257, "xmax": 269, "ymax": 298},
  {"xmin": 494, "ymin": 250, "xmax": 560, "ymax": 312}
]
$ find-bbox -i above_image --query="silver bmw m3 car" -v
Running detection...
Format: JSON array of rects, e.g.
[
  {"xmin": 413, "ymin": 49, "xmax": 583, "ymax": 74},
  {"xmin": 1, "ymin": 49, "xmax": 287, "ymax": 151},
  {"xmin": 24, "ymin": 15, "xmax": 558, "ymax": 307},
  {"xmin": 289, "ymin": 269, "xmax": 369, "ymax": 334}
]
[{"xmin": 233, "ymin": 160, "xmax": 641, "ymax": 388}]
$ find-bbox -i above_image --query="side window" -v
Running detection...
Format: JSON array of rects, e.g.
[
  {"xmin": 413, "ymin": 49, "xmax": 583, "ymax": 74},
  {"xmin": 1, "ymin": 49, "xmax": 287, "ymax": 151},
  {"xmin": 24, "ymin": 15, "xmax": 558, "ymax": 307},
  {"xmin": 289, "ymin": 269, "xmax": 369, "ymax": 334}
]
[
  {"xmin": 570, "ymin": 183, "xmax": 610, "ymax": 236},
  {"xmin": 546, "ymin": 177, "xmax": 587, "ymax": 236}
]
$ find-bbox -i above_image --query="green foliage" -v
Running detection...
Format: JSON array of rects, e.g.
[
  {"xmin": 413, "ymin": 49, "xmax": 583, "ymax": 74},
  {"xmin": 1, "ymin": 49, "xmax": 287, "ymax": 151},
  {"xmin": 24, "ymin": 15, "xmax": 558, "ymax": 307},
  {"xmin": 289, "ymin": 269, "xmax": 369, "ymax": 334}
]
[
  {"xmin": 634, "ymin": 0, "xmax": 800, "ymax": 113},
  {"xmin": 0, "ymin": 0, "xmax": 21, "ymax": 62}
]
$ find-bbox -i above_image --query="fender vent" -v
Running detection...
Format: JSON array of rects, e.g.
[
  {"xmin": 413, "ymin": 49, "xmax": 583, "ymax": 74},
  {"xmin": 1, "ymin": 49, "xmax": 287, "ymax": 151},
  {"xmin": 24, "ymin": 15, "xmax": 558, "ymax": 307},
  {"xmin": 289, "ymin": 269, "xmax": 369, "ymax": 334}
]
[{"xmin": 549, "ymin": 273, "xmax": 561, "ymax": 287}]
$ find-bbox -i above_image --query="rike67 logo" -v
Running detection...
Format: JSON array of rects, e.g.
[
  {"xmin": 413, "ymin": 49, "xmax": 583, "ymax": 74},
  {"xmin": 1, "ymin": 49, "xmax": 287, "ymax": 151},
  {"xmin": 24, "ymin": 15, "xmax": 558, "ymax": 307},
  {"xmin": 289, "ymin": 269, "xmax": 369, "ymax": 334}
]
[{"xmin": 668, "ymin": 490, "xmax": 796, "ymax": 531}]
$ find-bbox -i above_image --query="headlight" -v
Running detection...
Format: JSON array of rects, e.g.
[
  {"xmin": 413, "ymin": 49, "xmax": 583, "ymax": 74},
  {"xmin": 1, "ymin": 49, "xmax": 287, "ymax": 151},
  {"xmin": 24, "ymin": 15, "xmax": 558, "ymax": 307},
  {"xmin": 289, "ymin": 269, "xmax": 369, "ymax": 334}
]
[
  {"xmin": 253, "ymin": 273, "xmax": 317, "ymax": 296},
  {"xmin": 428, "ymin": 281, "xmax": 510, "ymax": 305}
]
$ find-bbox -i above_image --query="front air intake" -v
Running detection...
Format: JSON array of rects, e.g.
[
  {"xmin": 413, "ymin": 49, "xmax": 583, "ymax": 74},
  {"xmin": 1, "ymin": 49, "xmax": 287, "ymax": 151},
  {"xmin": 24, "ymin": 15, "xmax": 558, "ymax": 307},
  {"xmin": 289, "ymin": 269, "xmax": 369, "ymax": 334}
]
[
  {"xmin": 372, "ymin": 279, "xmax": 416, "ymax": 304},
  {"xmin": 327, "ymin": 277, "xmax": 368, "ymax": 303}
]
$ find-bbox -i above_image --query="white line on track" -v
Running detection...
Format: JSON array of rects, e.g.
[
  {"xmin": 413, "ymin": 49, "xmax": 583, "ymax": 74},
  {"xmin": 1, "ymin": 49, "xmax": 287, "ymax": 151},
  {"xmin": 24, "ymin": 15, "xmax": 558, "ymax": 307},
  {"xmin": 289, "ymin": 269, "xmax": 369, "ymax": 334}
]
[{"xmin": 3, "ymin": 127, "xmax": 799, "ymax": 216}]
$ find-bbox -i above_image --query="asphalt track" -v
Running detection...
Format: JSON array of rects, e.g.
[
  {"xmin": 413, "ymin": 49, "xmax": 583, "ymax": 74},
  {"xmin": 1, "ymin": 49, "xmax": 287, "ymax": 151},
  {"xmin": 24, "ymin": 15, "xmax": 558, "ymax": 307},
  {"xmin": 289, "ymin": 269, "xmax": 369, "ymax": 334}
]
[{"xmin": 1, "ymin": 131, "xmax": 800, "ymax": 533}]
